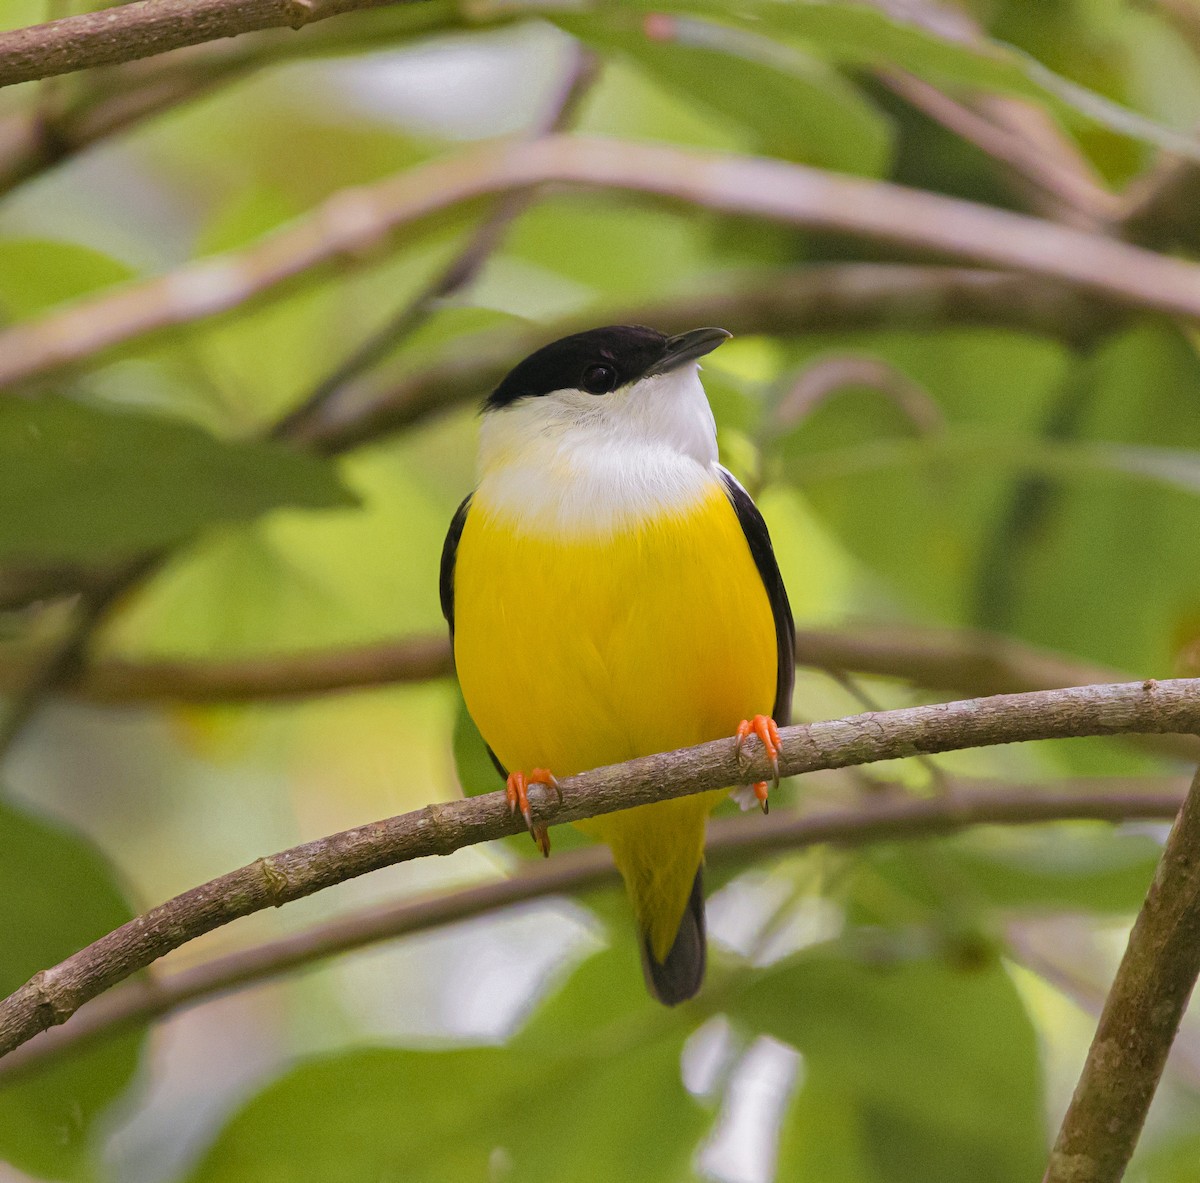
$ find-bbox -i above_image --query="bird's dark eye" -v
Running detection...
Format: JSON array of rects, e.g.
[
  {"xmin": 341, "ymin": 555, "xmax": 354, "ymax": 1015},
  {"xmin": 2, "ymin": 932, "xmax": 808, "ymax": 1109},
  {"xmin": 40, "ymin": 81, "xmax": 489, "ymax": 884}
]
[{"xmin": 581, "ymin": 362, "xmax": 618, "ymax": 395}]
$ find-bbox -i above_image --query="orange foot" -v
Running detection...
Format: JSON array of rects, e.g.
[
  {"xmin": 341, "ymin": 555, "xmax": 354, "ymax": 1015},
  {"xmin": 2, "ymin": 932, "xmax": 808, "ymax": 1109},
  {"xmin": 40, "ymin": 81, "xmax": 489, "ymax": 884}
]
[
  {"xmin": 505, "ymin": 768, "xmax": 562, "ymax": 858},
  {"xmin": 735, "ymin": 715, "xmax": 782, "ymax": 815}
]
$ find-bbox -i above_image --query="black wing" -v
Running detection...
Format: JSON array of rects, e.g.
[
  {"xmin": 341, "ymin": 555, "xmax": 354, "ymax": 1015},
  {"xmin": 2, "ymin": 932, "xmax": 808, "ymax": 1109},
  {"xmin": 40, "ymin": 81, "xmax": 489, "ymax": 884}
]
[
  {"xmin": 439, "ymin": 493, "xmax": 472, "ymax": 636},
  {"xmin": 440, "ymin": 493, "xmax": 507, "ymax": 779},
  {"xmin": 718, "ymin": 467, "xmax": 795, "ymax": 724}
]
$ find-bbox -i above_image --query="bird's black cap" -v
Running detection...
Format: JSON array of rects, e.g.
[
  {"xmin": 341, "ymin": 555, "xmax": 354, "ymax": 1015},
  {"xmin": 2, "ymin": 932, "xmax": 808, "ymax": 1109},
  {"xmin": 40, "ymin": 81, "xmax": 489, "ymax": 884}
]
[{"xmin": 485, "ymin": 325, "xmax": 730, "ymax": 410}]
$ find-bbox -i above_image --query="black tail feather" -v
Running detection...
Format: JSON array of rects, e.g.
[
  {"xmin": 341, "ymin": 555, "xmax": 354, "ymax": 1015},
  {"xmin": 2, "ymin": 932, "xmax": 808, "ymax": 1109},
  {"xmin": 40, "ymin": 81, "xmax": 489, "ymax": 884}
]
[{"xmin": 640, "ymin": 868, "xmax": 706, "ymax": 1006}]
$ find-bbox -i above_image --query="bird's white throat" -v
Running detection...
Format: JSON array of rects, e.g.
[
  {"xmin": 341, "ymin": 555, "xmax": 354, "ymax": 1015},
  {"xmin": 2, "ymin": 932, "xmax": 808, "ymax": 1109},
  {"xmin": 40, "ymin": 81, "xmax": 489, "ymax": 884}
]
[{"xmin": 475, "ymin": 364, "xmax": 721, "ymax": 536}]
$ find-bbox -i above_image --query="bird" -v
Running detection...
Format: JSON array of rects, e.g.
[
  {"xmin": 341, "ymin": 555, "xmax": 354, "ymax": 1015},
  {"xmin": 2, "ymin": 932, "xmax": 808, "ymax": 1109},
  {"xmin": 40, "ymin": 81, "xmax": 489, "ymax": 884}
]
[{"xmin": 440, "ymin": 324, "xmax": 794, "ymax": 1005}]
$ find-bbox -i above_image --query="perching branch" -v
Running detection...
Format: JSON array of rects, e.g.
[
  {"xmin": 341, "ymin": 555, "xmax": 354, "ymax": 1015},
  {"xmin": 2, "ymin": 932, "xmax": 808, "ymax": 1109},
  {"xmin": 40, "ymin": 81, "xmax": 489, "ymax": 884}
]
[
  {"xmin": 0, "ymin": 134, "xmax": 1191, "ymax": 394},
  {"xmin": 0, "ymin": 0, "xmax": 428, "ymax": 90},
  {"xmin": 1, "ymin": 676, "xmax": 1198, "ymax": 1063},
  {"xmin": 1, "ymin": 778, "xmax": 1187, "ymax": 1083},
  {"xmin": 1045, "ymin": 764, "xmax": 1200, "ymax": 1183}
]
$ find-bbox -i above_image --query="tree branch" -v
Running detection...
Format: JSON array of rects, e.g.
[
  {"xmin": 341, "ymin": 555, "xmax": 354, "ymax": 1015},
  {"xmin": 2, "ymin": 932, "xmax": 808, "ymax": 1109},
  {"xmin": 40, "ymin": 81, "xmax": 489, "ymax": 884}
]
[
  {"xmin": 1, "ymin": 676, "xmax": 1197, "ymax": 1062},
  {"xmin": 0, "ymin": 135, "xmax": 1189, "ymax": 394},
  {"xmin": 1, "ymin": 778, "xmax": 1187, "ymax": 1082},
  {"xmin": 302, "ymin": 265, "xmax": 1118, "ymax": 452},
  {"xmin": 1046, "ymin": 763, "xmax": 1200, "ymax": 1182},
  {"xmin": 0, "ymin": 0, "xmax": 428, "ymax": 89},
  {"xmin": 0, "ymin": 632, "xmax": 454, "ymax": 703},
  {"xmin": 0, "ymin": 623, "xmax": 1126, "ymax": 705}
]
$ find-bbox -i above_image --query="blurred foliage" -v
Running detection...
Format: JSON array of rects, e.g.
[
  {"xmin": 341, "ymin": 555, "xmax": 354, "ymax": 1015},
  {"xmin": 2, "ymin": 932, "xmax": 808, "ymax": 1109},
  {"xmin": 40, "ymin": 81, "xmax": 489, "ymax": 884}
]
[
  {"xmin": 0, "ymin": 395, "xmax": 354, "ymax": 562},
  {"xmin": 3, "ymin": 1, "xmax": 1200, "ymax": 1182},
  {"xmin": 0, "ymin": 798, "xmax": 143, "ymax": 1180}
]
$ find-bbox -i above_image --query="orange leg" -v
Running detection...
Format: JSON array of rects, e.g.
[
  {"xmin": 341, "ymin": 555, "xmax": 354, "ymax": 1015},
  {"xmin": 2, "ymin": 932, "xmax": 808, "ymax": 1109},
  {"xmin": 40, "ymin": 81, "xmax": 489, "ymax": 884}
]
[
  {"xmin": 505, "ymin": 767, "xmax": 561, "ymax": 858},
  {"xmin": 734, "ymin": 715, "xmax": 782, "ymax": 815}
]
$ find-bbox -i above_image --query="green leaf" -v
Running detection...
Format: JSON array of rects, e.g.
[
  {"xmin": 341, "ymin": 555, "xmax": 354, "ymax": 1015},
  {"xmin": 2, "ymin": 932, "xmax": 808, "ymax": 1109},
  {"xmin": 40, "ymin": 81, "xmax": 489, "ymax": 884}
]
[
  {"xmin": 774, "ymin": 328, "xmax": 1070, "ymax": 625},
  {"xmin": 1134, "ymin": 1115, "xmax": 1200, "ymax": 1182},
  {"xmin": 0, "ymin": 798, "xmax": 144, "ymax": 1180},
  {"xmin": 502, "ymin": 196, "xmax": 717, "ymax": 304},
  {"xmin": 555, "ymin": 11, "xmax": 893, "ymax": 175},
  {"xmin": 451, "ymin": 686, "xmax": 504, "ymax": 797},
  {"xmin": 0, "ymin": 240, "xmax": 132, "ymax": 318},
  {"xmin": 740, "ymin": 947, "xmax": 1045, "ymax": 1183},
  {"xmin": 0, "ymin": 395, "xmax": 355, "ymax": 563},
  {"xmin": 186, "ymin": 949, "xmax": 707, "ymax": 1183},
  {"xmin": 1000, "ymin": 324, "xmax": 1200, "ymax": 673},
  {"xmin": 862, "ymin": 824, "xmax": 1160, "ymax": 919}
]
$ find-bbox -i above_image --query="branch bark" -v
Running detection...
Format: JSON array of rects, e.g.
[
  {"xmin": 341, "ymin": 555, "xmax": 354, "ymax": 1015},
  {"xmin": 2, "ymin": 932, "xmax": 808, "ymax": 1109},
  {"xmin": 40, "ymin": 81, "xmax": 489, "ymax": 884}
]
[
  {"xmin": 0, "ymin": 135, "xmax": 1188, "ymax": 394},
  {"xmin": 0, "ymin": 624, "xmax": 1122, "ymax": 705},
  {"xmin": 1, "ymin": 676, "xmax": 1197, "ymax": 1063},
  {"xmin": 1, "ymin": 779, "xmax": 1187, "ymax": 1082},
  {"xmin": 302, "ymin": 265, "xmax": 1118, "ymax": 452},
  {"xmin": 0, "ymin": 0, "xmax": 427, "ymax": 89},
  {"xmin": 1046, "ymin": 764, "xmax": 1200, "ymax": 1183}
]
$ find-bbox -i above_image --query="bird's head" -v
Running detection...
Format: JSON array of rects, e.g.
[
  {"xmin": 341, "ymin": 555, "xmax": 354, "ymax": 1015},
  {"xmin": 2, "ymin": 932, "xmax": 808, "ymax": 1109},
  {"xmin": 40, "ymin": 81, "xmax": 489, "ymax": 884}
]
[{"xmin": 478, "ymin": 325, "xmax": 731, "ymax": 472}]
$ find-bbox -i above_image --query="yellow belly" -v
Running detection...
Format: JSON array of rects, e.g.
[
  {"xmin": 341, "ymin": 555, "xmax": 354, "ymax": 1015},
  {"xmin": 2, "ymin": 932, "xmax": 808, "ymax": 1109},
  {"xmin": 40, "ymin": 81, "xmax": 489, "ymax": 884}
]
[{"xmin": 453, "ymin": 481, "xmax": 777, "ymax": 958}]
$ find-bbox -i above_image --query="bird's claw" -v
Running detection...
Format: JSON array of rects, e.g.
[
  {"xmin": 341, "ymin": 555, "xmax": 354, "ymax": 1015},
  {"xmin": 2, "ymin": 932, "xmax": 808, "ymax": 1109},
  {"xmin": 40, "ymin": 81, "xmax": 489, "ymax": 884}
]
[
  {"xmin": 505, "ymin": 768, "xmax": 560, "ymax": 857},
  {"xmin": 735, "ymin": 715, "xmax": 782, "ymax": 814}
]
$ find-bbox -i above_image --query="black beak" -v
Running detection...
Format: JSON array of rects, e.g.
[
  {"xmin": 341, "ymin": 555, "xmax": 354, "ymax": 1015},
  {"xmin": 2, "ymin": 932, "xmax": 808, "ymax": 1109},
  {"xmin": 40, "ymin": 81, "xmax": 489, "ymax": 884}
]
[{"xmin": 645, "ymin": 327, "xmax": 732, "ymax": 376}]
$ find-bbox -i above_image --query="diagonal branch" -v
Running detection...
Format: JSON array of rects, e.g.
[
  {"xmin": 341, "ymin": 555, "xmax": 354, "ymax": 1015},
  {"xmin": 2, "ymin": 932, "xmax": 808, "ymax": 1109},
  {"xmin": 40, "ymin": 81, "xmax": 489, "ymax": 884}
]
[
  {"xmin": 0, "ymin": 135, "xmax": 1192, "ymax": 394},
  {"xmin": 1, "ymin": 778, "xmax": 1187, "ymax": 1083},
  {"xmin": 0, "ymin": 0, "xmax": 428, "ymax": 89},
  {"xmin": 0, "ymin": 676, "xmax": 1197, "ymax": 1063}
]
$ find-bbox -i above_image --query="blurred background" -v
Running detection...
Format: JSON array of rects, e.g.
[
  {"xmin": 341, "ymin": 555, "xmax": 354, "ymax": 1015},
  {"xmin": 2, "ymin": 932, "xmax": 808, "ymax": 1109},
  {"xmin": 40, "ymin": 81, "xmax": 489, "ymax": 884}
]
[{"xmin": 4, "ymin": 0, "xmax": 1200, "ymax": 1180}]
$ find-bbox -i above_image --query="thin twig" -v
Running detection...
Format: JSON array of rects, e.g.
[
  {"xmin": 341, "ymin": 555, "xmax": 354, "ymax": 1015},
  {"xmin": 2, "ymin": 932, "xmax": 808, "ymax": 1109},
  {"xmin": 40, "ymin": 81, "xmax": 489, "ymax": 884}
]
[
  {"xmin": 0, "ymin": 779, "xmax": 1187, "ymax": 1082},
  {"xmin": 0, "ymin": 676, "xmax": 1197, "ymax": 1062},
  {"xmin": 0, "ymin": 135, "xmax": 1193, "ymax": 394},
  {"xmin": 1046, "ymin": 765, "xmax": 1200, "ymax": 1183}
]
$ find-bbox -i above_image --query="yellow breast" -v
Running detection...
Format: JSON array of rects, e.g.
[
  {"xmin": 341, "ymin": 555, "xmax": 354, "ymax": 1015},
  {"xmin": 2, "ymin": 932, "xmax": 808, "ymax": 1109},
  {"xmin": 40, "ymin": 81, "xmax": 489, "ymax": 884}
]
[{"xmin": 453, "ymin": 479, "xmax": 777, "ymax": 782}]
